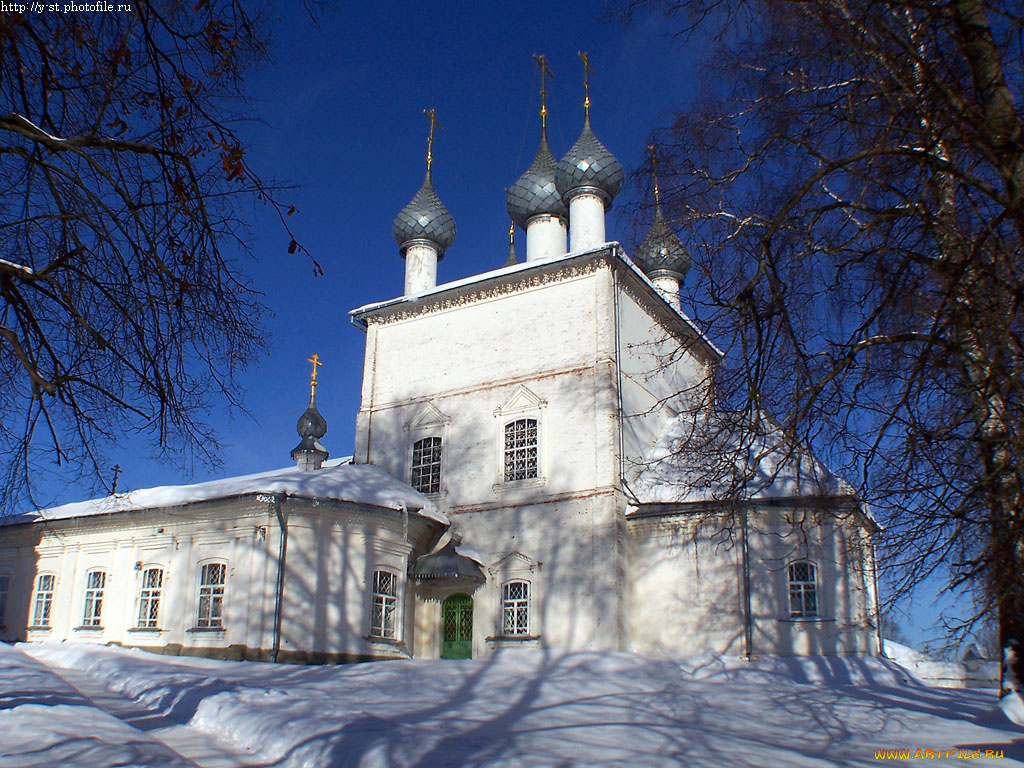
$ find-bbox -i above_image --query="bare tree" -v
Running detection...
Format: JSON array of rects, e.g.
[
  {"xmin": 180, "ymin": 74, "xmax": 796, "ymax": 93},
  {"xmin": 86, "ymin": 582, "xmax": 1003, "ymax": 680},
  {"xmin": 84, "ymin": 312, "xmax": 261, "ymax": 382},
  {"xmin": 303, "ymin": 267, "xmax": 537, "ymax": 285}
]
[
  {"xmin": 0, "ymin": 3, "xmax": 312, "ymax": 508},
  {"xmin": 617, "ymin": 0, "xmax": 1023, "ymax": 695}
]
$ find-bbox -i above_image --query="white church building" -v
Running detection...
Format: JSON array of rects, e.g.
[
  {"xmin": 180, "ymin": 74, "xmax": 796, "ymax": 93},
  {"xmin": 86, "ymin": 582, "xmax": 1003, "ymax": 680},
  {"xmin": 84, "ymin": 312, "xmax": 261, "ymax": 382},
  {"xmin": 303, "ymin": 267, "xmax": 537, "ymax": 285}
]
[{"xmin": 0, "ymin": 71, "xmax": 881, "ymax": 663}]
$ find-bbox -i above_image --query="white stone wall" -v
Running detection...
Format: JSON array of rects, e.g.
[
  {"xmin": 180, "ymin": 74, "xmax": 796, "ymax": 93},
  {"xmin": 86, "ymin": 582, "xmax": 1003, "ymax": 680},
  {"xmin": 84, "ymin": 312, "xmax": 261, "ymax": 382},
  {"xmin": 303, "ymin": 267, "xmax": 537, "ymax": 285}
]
[{"xmin": 626, "ymin": 505, "xmax": 876, "ymax": 657}]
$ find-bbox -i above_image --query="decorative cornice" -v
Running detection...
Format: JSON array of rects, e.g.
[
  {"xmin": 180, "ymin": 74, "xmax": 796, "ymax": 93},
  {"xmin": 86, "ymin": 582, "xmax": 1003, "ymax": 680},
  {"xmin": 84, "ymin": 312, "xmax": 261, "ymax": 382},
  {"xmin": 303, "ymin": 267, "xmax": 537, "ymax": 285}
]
[{"xmin": 365, "ymin": 256, "xmax": 611, "ymax": 327}]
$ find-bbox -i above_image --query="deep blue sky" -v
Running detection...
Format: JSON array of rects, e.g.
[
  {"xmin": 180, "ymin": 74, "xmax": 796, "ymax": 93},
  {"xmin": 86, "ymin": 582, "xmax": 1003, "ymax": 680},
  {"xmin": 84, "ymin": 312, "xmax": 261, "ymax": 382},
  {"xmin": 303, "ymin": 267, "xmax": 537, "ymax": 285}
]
[{"xmin": 35, "ymin": 2, "xmax": 960, "ymax": 651}]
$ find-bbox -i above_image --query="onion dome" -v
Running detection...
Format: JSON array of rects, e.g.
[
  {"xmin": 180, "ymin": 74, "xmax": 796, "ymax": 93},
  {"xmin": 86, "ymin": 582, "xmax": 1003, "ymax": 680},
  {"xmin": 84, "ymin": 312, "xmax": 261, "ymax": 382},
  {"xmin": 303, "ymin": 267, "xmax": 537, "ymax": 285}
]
[
  {"xmin": 506, "ymin": 129, "xmax": 566, "ymax": 228},
  {"xmin": 392, "ymin": 168, "xmax": 457, "ymax": 259},
  {"xmin": 290, "ymin": 390, "xmax": 328, "ymax": 464},
  {"xmin": 634, "ymin": 205, "xmax": 691, "ymax": 279},
  {"xmin": 555, "ymin": 114, "xmax": 624, "ymax": 209}
]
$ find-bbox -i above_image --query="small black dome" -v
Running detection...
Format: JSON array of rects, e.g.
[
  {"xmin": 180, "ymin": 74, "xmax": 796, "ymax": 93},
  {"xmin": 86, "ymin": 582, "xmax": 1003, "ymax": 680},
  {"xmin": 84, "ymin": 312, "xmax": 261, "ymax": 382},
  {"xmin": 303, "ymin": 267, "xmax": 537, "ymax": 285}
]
[
  {"xmin": 555, "ymin": 114, "xmax": 624, "ymax": 208},
  {"xmin": 633, "ymin": 207, "xmax": 690, "ymax": 278},
  {"xmin": 393, "ymin": 170, "xmax": 456, "ymax": 258}
]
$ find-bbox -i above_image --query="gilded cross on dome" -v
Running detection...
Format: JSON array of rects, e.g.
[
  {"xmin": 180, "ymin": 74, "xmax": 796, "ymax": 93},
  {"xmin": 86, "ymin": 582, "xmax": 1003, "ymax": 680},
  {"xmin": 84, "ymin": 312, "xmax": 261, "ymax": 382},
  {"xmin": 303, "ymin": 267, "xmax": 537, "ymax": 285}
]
[
  {"xmin": 578, "ymin": 51, "xmax": 595, "ymax": 115},
  {"xmin": 532, "ymin": 54, "xmax": 554, "ymax": 127},
  {"xmin": 424, "ymin": 108, "xmax": 443, "ymax": 171},
  {"xmin": 307, "ymin": 353, "xmax": 323, "ymax": 396}
]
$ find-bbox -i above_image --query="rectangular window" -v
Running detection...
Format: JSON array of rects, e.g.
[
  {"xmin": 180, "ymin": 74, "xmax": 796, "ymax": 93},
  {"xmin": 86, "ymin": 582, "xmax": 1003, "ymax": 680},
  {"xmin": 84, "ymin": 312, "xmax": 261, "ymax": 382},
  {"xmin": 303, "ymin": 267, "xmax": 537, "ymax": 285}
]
[
  {"xmin": 502, "ymin": 580, "xmax": 530, "ymax": 636},
  {"xmin": 411, "ymin": 437, "xmax": 442, "ymax": 494},
  {"xmin": 0, "ymin": 575, "xmax": 9, "ymax": 625},
  {"xmin": 197, "ymin": 563, "xmax": 226, "ymax": 628},
  {"xmin": 31, "ymin": 574, "xmax": 55, "ymax": 627},
  {"xmin": 504, "ymin": 419, "xmax": 538, "ymax": 482},
  {"xmin": 82, "ymin": 571, "xmax": 106, "ymax": 627},
  {"xmin": 788, "ymin": 562, "xmax": 818, "ymax": 618},
  {"xmin": 370, "ymin": 569, "xmax": 398, "ymax": 639},
  {"xmin": 137, "ymin": 567, "xmax": 163, "ymax": 629}
]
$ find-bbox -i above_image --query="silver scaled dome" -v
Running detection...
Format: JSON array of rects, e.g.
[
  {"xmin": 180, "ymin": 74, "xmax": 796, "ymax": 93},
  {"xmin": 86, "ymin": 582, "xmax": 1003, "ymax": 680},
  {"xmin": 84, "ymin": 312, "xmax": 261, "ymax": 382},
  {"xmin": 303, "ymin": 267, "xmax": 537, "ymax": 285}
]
[
  {"xmin": 555, "ymin": 114, "xmax": 624, "ymax": 209},
  {"xmin": 634, "ymin": 206, "xmax": 690, "ymax": 279},
  {"xmin": 506, "ymin": 130, "xmax": 566, "ymax": 228},
  {"xmin": 392, "ymin": 169, "xmax": 457, "ymax": 259}
]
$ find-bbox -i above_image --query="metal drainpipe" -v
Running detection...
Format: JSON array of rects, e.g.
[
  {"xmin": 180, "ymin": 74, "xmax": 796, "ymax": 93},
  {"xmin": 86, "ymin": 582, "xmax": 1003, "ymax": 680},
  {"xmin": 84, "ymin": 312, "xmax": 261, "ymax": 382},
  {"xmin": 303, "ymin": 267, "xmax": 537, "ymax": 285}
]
[
  {"xmin": 611, "ymin": 258, "xmax": 629, "ymax": 652},
  {"xmin": 271, "ymin": 494, "xmax": 288, "ymax": 663},
  {"xmin": 871, "ymin": 535, "xmax": 884, "ymax": 657},
  {"xmin": 741, "ymin": 506, "xmax": 754, "ymax": 659}
]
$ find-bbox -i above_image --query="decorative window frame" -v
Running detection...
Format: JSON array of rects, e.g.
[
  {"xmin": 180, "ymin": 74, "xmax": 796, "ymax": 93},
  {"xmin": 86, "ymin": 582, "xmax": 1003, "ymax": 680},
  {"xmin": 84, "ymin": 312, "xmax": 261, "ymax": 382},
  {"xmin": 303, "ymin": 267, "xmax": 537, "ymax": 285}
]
[
  {"xmin": 77, "ymin": 569, "xmax": 107, "ymax": 630},
  {"xmin": 134, "ymin": 565, "xmax": 164, "ymax": 631},
  {"xmin": 493, "ymin": 385, "xmax": 547, "ymax": 491},
  {"xmin": 367, "ymin": 566, "xmax": 404, "ymax": 644},
  {"xmin": 404, "ymin": 401, "xmax": 451, "ymax": 500},
  {"xmin": 487, "ymin": 552, "xmax": 542, "ymax": 646},
  {"xmin": 787, "ymin": 560, "xmax": 819, "ymax": 619},
  {"xmin": 30, "ymin": 573, "xmax": 56, "ymax": 629},
  {"xmin": 192, "ymin": 559, "xmax": 228, "ymax": 631},
  {"xmin": 500, "ymin": 579, "xmax": 531, "ymax": 637}
]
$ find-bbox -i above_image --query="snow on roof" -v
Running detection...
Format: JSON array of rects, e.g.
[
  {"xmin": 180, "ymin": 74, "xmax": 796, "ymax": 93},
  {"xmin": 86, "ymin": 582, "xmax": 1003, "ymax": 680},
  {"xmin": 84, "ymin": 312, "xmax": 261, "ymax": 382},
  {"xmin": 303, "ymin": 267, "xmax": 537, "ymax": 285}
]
[
  {"xmin": 632, "ymin": 411, "xmax": 855, "ymax": 507},
  {"xmin": 5, "ymin": 458, "xmax": 448, "ymax": 527}
]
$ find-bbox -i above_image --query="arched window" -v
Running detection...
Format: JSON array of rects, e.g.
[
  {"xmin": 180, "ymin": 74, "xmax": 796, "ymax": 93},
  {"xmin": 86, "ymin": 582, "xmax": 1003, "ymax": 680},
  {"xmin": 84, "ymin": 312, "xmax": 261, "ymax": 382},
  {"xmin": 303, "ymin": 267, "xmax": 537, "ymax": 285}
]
[
  {"xmin": 788, "ymin": 561, "xmax": 818, "ymax": 618},
  {"xmin": 82, "ymin": 570, "xmax": 106, "ymax": 627},
  {"xmin": 504, "ymin": 418, "xmax": 538, "ymax": 482},
  {"xmin": 502, "ymin": 580, "xmax": 530, "ymax": 636},
  {"xmin": 370, "ymin": 569, "xmax": 398, "ymax": 639},
  {"xmin": 31, "ymin": 574, "xmax": 55, "ymax": 627},
  {"xmin": 197, "ymin": 562, "xmax": 227, "ymax": 628},
  {"xmin": 137, "ymin": 567, "xmax": 164, "ymax": 629},
  {"xmin": 411, "ymin": 436, "xmax": 442, "ymax": 494}
]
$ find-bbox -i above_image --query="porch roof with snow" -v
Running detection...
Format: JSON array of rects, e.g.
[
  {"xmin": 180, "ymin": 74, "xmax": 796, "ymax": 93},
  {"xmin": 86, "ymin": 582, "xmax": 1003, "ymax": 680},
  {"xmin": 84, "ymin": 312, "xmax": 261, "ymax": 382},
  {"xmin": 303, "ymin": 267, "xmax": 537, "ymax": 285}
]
[{"xmin": 3, "ymin": 457, "xmax": 448, "ymax": 527}]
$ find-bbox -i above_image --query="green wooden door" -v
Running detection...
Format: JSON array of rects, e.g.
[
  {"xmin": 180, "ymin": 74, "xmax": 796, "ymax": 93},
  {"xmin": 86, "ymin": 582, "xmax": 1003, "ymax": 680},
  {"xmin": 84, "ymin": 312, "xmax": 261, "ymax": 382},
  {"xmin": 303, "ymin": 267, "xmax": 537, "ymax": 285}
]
[{"xmin": 441, "ymin": 593, "xmax": 473, "ymax": 659}]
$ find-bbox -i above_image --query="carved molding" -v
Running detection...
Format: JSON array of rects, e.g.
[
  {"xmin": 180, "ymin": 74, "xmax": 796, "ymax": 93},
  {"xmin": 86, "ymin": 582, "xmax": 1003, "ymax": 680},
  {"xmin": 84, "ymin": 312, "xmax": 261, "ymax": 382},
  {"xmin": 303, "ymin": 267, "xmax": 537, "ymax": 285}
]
[{"xmin": 366, "ymin": 257, "xmax": 611, "ymax": 326}]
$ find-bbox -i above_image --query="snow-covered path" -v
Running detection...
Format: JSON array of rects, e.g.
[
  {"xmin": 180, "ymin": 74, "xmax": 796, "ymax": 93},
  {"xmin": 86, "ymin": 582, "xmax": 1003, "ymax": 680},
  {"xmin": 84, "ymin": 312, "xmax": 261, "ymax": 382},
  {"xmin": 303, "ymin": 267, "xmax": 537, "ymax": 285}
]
[{"xmin": 2, "ymin": 641, "xmax": 1022, "ymax": 767}]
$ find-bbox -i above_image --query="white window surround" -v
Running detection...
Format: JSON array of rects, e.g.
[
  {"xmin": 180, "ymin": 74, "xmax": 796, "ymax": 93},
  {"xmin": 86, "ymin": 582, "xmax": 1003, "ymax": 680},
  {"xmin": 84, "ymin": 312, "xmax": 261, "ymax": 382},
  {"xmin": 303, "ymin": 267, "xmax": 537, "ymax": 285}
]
[
  {"xmin": 404, "ymin": 401, "xmax": 451, "ymax": 499},
  {"xmin": 369, "ymin": 568, "xmax": 400, "ymax": 641},
  {"xmin": 80, "ymin": 570, "xmax": 106, "ymax": 628},
  {"xmin": 487, "ymin": 552, "xmax": 542, "ymax": 644},
  {"xmin": 788, "ymin": 561, "xmax": 819, "ymax": 619},
  {"xmin": 493, "ymin": 385, "xmax": 547, "ymax": 490},
  {"xmin": 195, "ymin": 561, "xmax": 227, "ymax": 630},
  {"xmin": 501, "ymin": 580, "xmax": 530, "ymax": 636},
  {"xmin": 30, "ymin": 573, "xmax": 55, "ymax": 628},
  {"xmin": 136, "ymin": 566, "xmax": 163, "ymax": 630}
]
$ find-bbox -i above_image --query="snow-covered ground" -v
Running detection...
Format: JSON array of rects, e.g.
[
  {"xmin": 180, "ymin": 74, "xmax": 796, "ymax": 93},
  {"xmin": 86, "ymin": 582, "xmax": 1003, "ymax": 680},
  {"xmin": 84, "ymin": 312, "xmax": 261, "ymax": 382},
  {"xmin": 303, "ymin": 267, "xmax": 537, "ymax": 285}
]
[{"xmin": 1, "ymin": 642, "xmax": 1021, "ymax": 767}]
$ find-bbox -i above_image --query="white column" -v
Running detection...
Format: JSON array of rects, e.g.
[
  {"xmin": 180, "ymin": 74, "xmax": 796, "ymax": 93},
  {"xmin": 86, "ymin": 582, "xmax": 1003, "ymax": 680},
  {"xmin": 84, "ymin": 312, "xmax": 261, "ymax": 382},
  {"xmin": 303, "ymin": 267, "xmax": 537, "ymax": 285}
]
[
  {"xmin": 567, "ymin": 190, "xmax": 606, "ymax": 252},
  {"xmin": 404, "ymin": 241, "xmax": 439, "ymax": 295},
  {"xmin": 651, "ymin": 273, "xmax": 682, "ymax": 311},
  {"xmin": 525, "ymin": 214, "xmax": 567, "ymax": 261}
]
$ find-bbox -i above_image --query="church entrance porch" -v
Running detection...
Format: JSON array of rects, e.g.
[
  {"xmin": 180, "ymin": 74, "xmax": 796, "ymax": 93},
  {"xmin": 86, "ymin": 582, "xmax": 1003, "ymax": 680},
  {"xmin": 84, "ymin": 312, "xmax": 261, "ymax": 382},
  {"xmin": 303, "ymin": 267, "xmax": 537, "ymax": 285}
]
[{"xmin": 441, "ymin": 593, "xmax": 473, "ymax": 659}]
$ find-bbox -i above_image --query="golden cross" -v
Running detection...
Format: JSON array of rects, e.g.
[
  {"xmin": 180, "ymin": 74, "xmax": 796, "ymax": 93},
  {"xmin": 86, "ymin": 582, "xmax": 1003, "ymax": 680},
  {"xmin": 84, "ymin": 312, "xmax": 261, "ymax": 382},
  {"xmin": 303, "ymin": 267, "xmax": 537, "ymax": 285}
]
[
  {"xmin": 647, "ymin": 144, "xmax": 661, "ymax": 206},
  {"xmin": 578, "ymin": 51, "xmax": 595, "ymax": 114},
  {"xmin": 307, "ymin": 353, "xmax": 323, "ymax": 396},
  {"xmin": 532, "ymin": 54, "xmax": 554, "ymax": 127},
  {"xmin": 423, "ymin": 108, "xmax": 443, "ymax": 170}
]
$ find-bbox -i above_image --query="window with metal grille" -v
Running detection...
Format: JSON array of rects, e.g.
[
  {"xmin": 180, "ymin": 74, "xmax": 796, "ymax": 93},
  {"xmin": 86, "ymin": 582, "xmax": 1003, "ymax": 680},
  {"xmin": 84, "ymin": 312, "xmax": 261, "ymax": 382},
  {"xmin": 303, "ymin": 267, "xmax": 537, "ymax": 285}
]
[
  {"xmin": 0, "ymin": 575, "xmax": 9, "ymax": 626},
  {"xmin": 82, "ymin": 570, "xmax": 105, "ymax": 627},
  {"xmin": 31, "ymin": 574, "xmax": 54, "ymax": 627},
  {"xmin": 502, "ymin": 580, "xmax": 530, "ymax": 636},
  {"xmin": 504, "ymin": 419, "xmax": 538, "ymax": 482},
  {"xmin": 137, "ymin": 567, "xmax": 163, "ymax": 629},
  {"xmin": 370, "ymin": 569, "xmax": 398, "ymax": 639},
  {"xmin": 788, "ymin": 561, "xmax": 818, "ymax": 618},
  {"xmin": 197, "ymin": 562, "xmax": 226, "ymax": 628},
  {"xmin": 411, "ymin": 437, "xmax": 442, "ymax": 494}
]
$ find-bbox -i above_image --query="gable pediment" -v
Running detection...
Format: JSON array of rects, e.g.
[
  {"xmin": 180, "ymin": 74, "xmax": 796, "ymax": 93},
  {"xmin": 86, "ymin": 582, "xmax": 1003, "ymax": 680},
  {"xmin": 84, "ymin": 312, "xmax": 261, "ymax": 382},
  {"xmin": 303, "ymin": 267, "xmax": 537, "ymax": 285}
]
[
  {"xmin": 488, "ymin": 550, "xmax": 542, "ymax": 576},
  {"xmin": 494, "ymin": 385, "xmax": 546, "ymax": 417},
  {"xmin": 405, "ymin": 401, "xmax": 450, "ymax": 431}
]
